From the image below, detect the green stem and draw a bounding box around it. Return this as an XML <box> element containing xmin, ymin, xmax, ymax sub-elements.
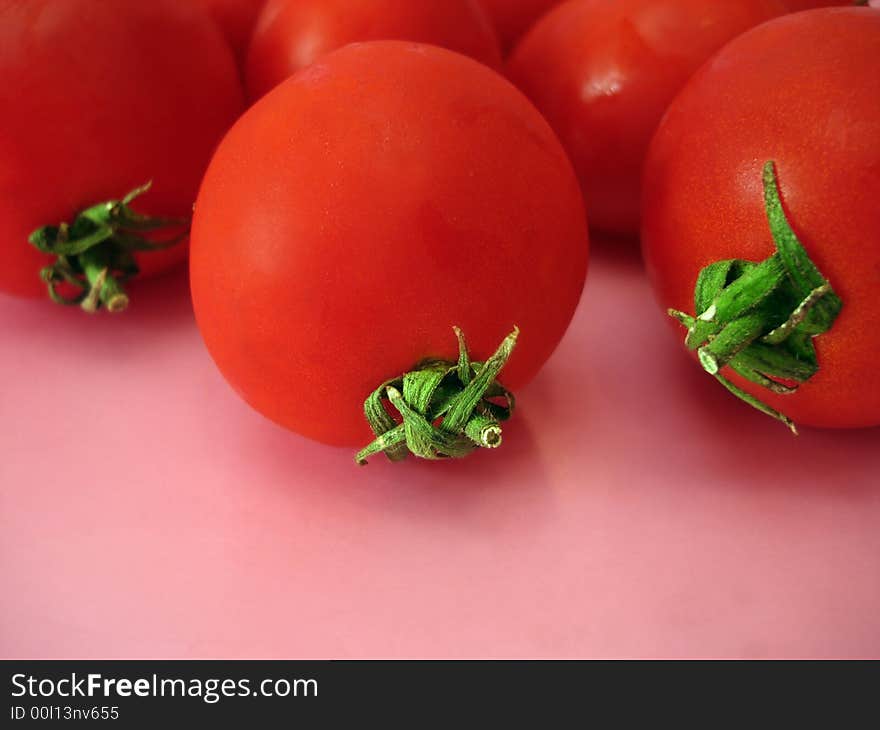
<box><xmin>697</xmin><ymin>311</ymin><xmax>767</xmax><ymax>374</ymax></box>
<box><xmin>28</xmin><ymin>182</ymin><xmax>187</xmax><ymax>313</ymax></box>
<box><xmin>356</xmin><ymin>327</ymin><xmax>518</xmax><ymax>465</ymax></box>
<box><xmin>667</xmin><ymin>161</ymin><xmax>843</xmax><ymax>434</ymax></box>
<box><xmin>464</xmin><ymin>413</ymin><xmax>503</xmax><ymax>448</ymax></box>
<box><xmin>79</xmin><ymin>246</ymin><xmax>129</xmax><ymax>313</ymax></box>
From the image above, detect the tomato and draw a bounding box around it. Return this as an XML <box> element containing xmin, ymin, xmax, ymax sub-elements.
<box><xmin>507</xmin><ymin>0</ymin><xmax>787</xmax><ymax>236</ymax></box>
<box><xmin>245</xmin><ymin>0</ymin><xmax>502</xmax><ymax>101</ymax></box>
<box><xmin>642</xmin><ymin>7</ymin><xmax>880</xmax><ymax>430</ymax></box>
<box><xmin>477</xmin><ymin>0</ymin><xmax>563</xmax><ymax>54</ymax></box>
<box><xmin>192</xmin><ymin>0</ymin><xmax>266</xmax><ymax>66</ymax></box>
<box><xmin>782</xmin><ymin>1</ymin><xmax>848</xmax><ymax>8</ymax></box>
<box><xmin>192</xmin><ymin>42</ymin><xmax>588</xmax><ymax>451</ymax></box>
<box><xmin>0</xmin><ymin>0</ymin><xmax>243</xmax><ymax>305</ymax></box>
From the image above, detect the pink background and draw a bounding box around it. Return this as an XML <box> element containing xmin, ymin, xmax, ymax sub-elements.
<box><xmin>2</xmin><ymin>239</ymin><xmax>878</xmax><ymax>659</ymax></box>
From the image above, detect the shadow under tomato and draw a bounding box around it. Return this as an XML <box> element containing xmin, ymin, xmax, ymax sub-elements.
<box><xmin>0</xmin><ymin>262</ymin><xmax>194</xmax><ymax>344</ymax></box>
<box><xmin>117</xmin><ymin>263</ymin><xmax>194</xmax><ymax>329</ymax></box>
<box><xmin>223</xmin><ymin>392</ymin><xmax>562</xmax><ymax>538</ymax></box>
<box><xmin>656</xmin><ymin>340</ymin><xmax>880</xmax><ymax>498</ymax></box>
<box><xmin>539</xmin><ymin>228</ymin><xmax>879</xmax><ymax>502</ymax></box>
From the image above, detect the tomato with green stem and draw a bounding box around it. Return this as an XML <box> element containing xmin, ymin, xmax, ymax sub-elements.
<box><xmin>507</xmin><ymin>0</ymin><xmax>787</xmax><ymax>236</ymax></box>
<box><xmin>192</xmin><ymin>42</ymin><xmax>588</xmax><ymax>459</ymax></box>
<box><xmin>245</xmin><ymin>0</ymin><xmax>502</xmax><ymax>101</ymax></box>
<box><xmin>0</xmin><ymin>0</ymin><xmax>243</xmax><ymax>311</ymax></box>
<box><xmin>642</xmin><ymin>7</ymin><xmax>880</xmax><ymax>430</ymax></box>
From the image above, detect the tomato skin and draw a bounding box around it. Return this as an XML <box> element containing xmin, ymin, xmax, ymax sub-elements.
<box><xmin>245</xmin><ymin>0</ymin><xmax>502</xmax><ymax>101</ymax></box>
<box><xmin>642</xmin><ymin>8</ymin><xmax>880</xmax><ymax>429</ymax></box>
<box><xmin>192</xmin><ymin>0</ymin><xmax>266</xmax><ymax>66</ymax></box>
<box><xmin>192</xmin><ymin>42</ymin><xmax>588</xmax><ymax>447</ymax></box>
<box><xmin>477</xmin><ymin>0</ymin><xmax>563</xmax><ymax>54</ymax></box>
<box><xmin>0</xmin><ymin>0</ymin><xmax>243</xmax><ymax>300</ymax></box>
<box><xmin>782</xmin><ymin>1</ymin><xmax>848</xmax><ymax>9</ymax></box>
<box><xmin>507</xmin><ymin>0</ymin><xmax>787</xmax><ymax>236</ymax></box>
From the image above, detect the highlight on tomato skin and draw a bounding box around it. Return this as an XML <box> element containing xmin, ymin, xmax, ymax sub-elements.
<box><xmin>506</xmin><ymin>0</ymin><xmax>789</xmax><ymax>237</ymax></box>
<box><xmin>0</xmin><ymin>0</ymin><xmax>244</xmax><ymax>307</ymax></box>
<box><xmin>245</xmin><ymin>0</ymin><xmax>503</xmax><ymax>102</ymax></box>
<box><xmin>641</xmin><ymin>6</ymin><xmax>880</xmax><ymax>430</ymax></box>
<box><xmin>191</xmin><ymin>41</ymin><xmax>589</xmax><ymax>450</ymax></box>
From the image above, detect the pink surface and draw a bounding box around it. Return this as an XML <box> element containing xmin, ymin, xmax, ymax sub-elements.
<box><xmin>1</xmin><ymin>240</ymin><xmax>878</xmax><ymax>659</ymax></box>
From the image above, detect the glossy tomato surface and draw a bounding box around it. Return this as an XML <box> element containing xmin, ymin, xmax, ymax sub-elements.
<box><xmin>246</xmin><ymin>0</ymin><xmax>502</xmax><ymax>100</ymax></box>
<box><xmin>0</xmin><ymin>0</ymin><xmax>243</xmax><ymax>300</ymax></box>
<box><xmin>192</xmin><ymin>0</ymin><xmax>266</xmax><ymax>65</ymax></box>
<box><xmin>192</xmin><ymin>42</ymin><xmax>589</xmax><ymax>447</ymax></box>
<box><xmin>642</xmin><ymin>8</ymin><xmax>880</xmax><ymax>429</ymax></box>
<box><xmin>477</xmin><ymin>0</ymin><xmax>563</xmax><ymax>53</ymax></box>
<box><xmin>507</xmin><ymin>0</ymin><xmax>787</xmax><ymax>235</ymax></box>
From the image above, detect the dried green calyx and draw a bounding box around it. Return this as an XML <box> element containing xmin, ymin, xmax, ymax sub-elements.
<box><xmin>356</xmin><ymin>327</ymin><xmax>518</xmax><ymax>464</ymax></box>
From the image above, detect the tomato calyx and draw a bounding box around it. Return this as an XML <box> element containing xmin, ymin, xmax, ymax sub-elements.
<box><xmin>668</xmin><ymin>161</ymin><xmax>843</xmax><ymax>434</ymax></box>
<box><xmin>356</xmin><ymin>327</ymin><xmax>519</xmax><ymax>465</ymax></box>
<box><xmin>28</xmin><ymin>182</ymin><xmax>188</xmax><ymax>313</ymax></box>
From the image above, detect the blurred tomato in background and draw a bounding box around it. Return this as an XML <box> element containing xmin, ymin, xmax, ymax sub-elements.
<box><xmin>781</xmin><ymin>0</ymin><xmax>849</xmax><ymax>8</ymax></box>
<box><xmin>477</xmin><ymin>0</ymin><xmax>563</xmax><ymax>54</ymax></box>
<box><xmin>507</xmin><ymin>0</ymin><xmax>788</xmax><ymax>236</ymax></box>
<box><xmin>192</xmin><ymin>0</ymin><xmax>266</xmax><ymax>66</ymax></box>
<box><xmin>0</xmin><ymin>0</ymin><xmax>244</xmax><ymax>300</ymax></box>
<box><xmin>246</xmin><ymin>0</ymin><xmax>502</xmax><ymax>101</ymax></box>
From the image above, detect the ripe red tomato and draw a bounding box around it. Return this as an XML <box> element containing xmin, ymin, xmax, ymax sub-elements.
<box><xmin>192</xmin><ymin>0</ymin><xmax>266</xmax><ymax>66</ymax></box>
<box><xmin>642</xmin><ymin>7</ymin><xmax>880</xmax><ymax>429</ymax></box>
<box><xmin>782</xmin><ymin>1</ymin><xmax>848</xmax><ymax>8</ymax></box>
<box><xmin>507</xmin><ymin>0</ymin><xmax>787</xmax><ymax>236</ymax></box>
<box><xmin>0</xmin><ymin>0</ymin><xmax>243</xmax><ymax>303</ymax></box>
<box><xmin>245</xmin><ymin>0</ymin><xmax>502</xmax><ymax>101</ymax></box>
<box><xmin>477</xmin><ymin>0</ymin><xmax>563</xmax><ymax>54</ymax></box>
<box><xmin>192</xmin><ymin>42</ymin><xmax>588</xmax><ymax>449</ymax></box>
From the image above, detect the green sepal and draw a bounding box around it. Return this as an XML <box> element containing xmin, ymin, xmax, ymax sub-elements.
<box><xmin>762</xmin><ymin>162</ymin><xmax>842</xmax><ymax>334</ymax></box>
<box><xmin>734</xmin><ymin>334</ymin><xmax>818</xmax><ymax>384</ymax></box>
<box><xmin>698</xmin><ymin>311</ymin><xmax>767</xmax><ymax>373</ymax></box>
<box><xmin>361</xmin><ymin>381</ymin><xmax>409</xmax><ymax>463</ymax></box>
<box><xmin>712</xmin><ymin>372</ymin><xmax>798</xmax><ymax>435</ymax></box>
<box><xmin>668</xmin><ymin>160</ymin><xmax>843</xmax><ymax>433</ymax></box>
<box><xmin>694</xmin><ymin>260</ymin><xmax>741</xmax><ymax>314</ymax></box>
<box><xmin>699</xmin><ymin>256</ymin><xmax>785</xmax><ymax>325</ymax></box>
<box><xmin>356</xmin><ymin>328</ymin><xmax>518</xmax><ymax>465</ymax></box>
<box><xmin>28</xmin><ymin>182</ymin><xmax>188</xmax><ymax>313</ymax></box>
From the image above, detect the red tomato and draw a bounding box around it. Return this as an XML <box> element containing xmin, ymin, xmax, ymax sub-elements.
<box><xmin>0</xmin><ymin>0</ymin><xmax>243</xmax><ymax>302</ymax></box>
<box><xmin>192</xmin><ymin>42</ymin><xmax>588</xmax><ymax>448</ymax></box>
<box><xmin>642</xmin><ymin>8</ymin><xmax>880</xmax><ymax>429</ymax></box>
<box><xmin>192</xmin><ymin>0</ymin><xmax>266</xmax><ymax>66</ymax></box>
<box><xmin>507</xmin><ymin>0</ymin><xmax>787</xmax><ymax>236</ymax></box>
<box><xmin>477</xmin><ymin>0</ymin><xmax>563</xmax><ymax>54</ymax></box>
<box><xmin>782</xmin><ymin>1</ymin><xmax>848</xmax><ymax>8</ymax></box>
<box><xmin>245</xmin><ymin>0</ymin><xmax>502</xmax><ymax>101</ymax></box>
